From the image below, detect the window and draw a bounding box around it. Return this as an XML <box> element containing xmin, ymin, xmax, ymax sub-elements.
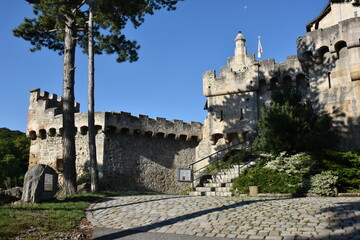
<box><xmin>240</xmin><ymin>108</ymin><xmax>244</xmax><ymax>120</ymax></box>
<box><xmin>56</xmin><ymin>158</ymin><xmax>64</xmax><ymax>171</ymax></box>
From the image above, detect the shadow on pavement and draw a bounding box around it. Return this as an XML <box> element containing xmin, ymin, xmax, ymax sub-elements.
<box><xmin>92</xmin><ymin>198</ymin><xmax>284</xmax><ymax>240</ymax></box>
<box><xmin>89</xmin><ymin>195</ymin><xmax>193</xmax><ymax>212</ymax></box>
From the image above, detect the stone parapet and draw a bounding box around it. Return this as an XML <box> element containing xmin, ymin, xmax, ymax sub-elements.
<box><xmin>104</xmin><ymin>111</ymin><xmax>202</xmax><ymax>141</ymax></box>
<box><xmin>203</xmin><ymin>54</ymin><xmax>304</xmax><ymax>98</ymax></box>
<box><xmin>26</xmin><ymin>89</ymin><xmax>202</xmax><ymax>142</ymax></box>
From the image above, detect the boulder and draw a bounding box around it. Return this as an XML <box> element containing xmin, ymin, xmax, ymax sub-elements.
<box><xmin>5</xmin><ymin>187</ymin><xmax>23</xmax><ymax>199</ymax></box>
<box><xmin>0</xmin><ymin>187</ymin><xmax>23</xmax><ymax>204</ymax></box>
<box><xmin>77</xmin><ymin>182</ymin><xmax>91</xmax><ymax>193</ymax></box>
<box><xmin>21</xmin><ymin>164</ymin><xmax>58</xmax><ymax>203</ymax></box>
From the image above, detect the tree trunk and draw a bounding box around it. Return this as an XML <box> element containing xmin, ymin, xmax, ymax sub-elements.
<box><xmin>88</xmin><ymin>3</ymin><xmax>99</xmax><ymax>193</ymax></box>
<box><xmin>62</xmin><ymin>15</ymin><xmax>77</xmax><ymax>195</ymax></box>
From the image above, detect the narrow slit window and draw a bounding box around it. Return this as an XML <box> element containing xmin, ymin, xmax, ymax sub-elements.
<box><xmin>328</xmin><ymin>72</ymin><xmax>331</xmax><ymax>89</ymax></box>
<box><xmin>240</xmin><ymin>108</ymin><xmax>244</xmax><ymax>120</ymax></box>
<box><xmin>220</xmin><ymin>110</ymin><xmax>224</xmax><ymax>122</ymax></box>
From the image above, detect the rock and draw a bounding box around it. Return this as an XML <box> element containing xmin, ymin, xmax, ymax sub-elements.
<box><xmin>21</xmin><ymin>164</ymin><xmax>58</xmax><ymax>203</ymax></box>
<box><xmin>5</xmin><ymin>187</ymin><xmax>23</xmax><ymax>199</ymax></box>
<box><xmin>77</xmin><ymin>182</ymin><xmax>90</xmax><ymax>193</ymax></box>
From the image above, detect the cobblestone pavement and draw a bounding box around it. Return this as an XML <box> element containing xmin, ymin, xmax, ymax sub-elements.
<box><xmin>86</xmin><ymin>195</ymin><xmax>360</xmax><ymax>239</ymax></box>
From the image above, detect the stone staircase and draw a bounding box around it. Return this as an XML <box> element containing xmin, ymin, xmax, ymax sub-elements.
<box><xmin>189</xmin><ymin>164</ymin><xmax>242</xmax><ymax>197</ymax></box>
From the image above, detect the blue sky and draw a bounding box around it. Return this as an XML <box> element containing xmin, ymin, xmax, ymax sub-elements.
<box><xmin>0</xmin><ymin>0</ymin><xmax>328</xmax><ymax>132</ymax></box>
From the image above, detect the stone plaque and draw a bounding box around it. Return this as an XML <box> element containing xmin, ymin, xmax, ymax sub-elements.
<box><xmin>44</xmin><ymin>173</ymin><xmax>53</xmax><ymax>191</ymax></box>
<box><xmin>177</xmin><ymin>168</ymin><xmax>191</xmax><ymax>182</ymax></box>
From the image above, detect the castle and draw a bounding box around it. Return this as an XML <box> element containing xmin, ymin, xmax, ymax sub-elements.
<box><xmin>27</xmin><ymin>1</ymin><xmax>360</xmax><ymax>193</ymax></box>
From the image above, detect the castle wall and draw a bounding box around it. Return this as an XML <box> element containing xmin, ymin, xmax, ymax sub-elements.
<box><xmin>29</xmin><ymin>132</ymin><xmax>105</xmax><ymax>178</ymax></box>
<box><xmin>298</xmin><ymin>17</ymin><xmax>360</xmax><ymax>150</ymax></box>
<box><xmin>101</xmin><ymin>133</ymin><xmax>198</xmax><ymax>193</ymax></box>
<box><xmin>26</xmin><ymin>88</ymin><xmax>202</xmax><ymax>193</ymax></box>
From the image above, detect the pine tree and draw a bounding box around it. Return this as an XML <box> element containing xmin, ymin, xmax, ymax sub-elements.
<box><xmin>14</xmin><ymin>0</ymin><xmax>182</xmax><ymax>195</ymax></box>
<box><xmin>253</xmin><ymin>87</ymin><xmax>339</xmax><ymax>154</ymax></box>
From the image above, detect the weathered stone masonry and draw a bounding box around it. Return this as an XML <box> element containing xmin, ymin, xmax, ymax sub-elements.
<box><xmin>27</xmin><ymin>88</ymin><xmax>202</xmax><ymax>193</ymax></box>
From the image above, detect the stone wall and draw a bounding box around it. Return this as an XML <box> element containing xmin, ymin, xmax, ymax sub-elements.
<box><xmin>298</xmin><ymin>17</ymin><xmax>360</xmax><ymax>150</ymax></box>
<box><xmin>101</xmin><ymin>133</ymin><xmax>198</xmax><ymax>193</ymax></box>
<box><xmin>26</xmin><ymin>88</ymin><xmax>202</xmax><ymax>193</ymax></box>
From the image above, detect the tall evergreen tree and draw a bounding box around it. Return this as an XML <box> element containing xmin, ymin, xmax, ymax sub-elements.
<box><xmin>253</xmin><ymin>87</ymin><xmax>339</xmax><ymax>154</ymax></box>
<box><xmin>14</xmin><ymin>0</ymin><xmax>181</xmax><ymax>195</ymax></box>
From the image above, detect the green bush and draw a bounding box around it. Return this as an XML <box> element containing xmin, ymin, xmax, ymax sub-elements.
<box><xmin>309</xmin><ymin>171</ymin><xmax>338</xmax><ymax>196</ymax></box>
<box><xmin>232</xmin><ymin>166</ymin><xmax>302</xmax><ymax>194</ymax></box>
<box><xmin>265</xmin><ymin>152</ymin><xmax>316</xmax><ymax>177</ymax></box>
<box><xmin>312</xmin><ymin>150</ymin><xmax>360</xmax><ymax>192</ymax></box>
<box><xmin>253</xmin><ymin>87</ymin><xmax>338</xmax><ymax>154</ymax></box>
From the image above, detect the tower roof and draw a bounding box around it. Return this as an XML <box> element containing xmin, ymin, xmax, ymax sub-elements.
<box><xmin>235</xmin><ymin>31</ymin><xmax>246</xmax><ymax>42</ymax></box>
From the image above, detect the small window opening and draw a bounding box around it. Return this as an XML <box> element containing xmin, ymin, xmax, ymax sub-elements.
<box><xmin>240</xmin><ymin>108</ymin><xmax>244</xmax><ymax>120</ymax></box>
<box><xmin>220</xmin><ymin>110</ymin><xmax>224</xmax><ymax>122</ymax></box>
<box><xmin>133</xmin><ymin>129</ymin><xmax>141</xmax><ymax>136</ymax></box>
<box><xmin>120</xmin><ymin>128</ymin><xmax>129</xmax><ymax>135</ymax></box>
<box><xmin>355</xmin><ymin>11</ymin><xmax>358</xmax><ymax>17</ymax></box>
<box><xmin>49</xmin><ymin>128</ymin><xmax>56</xmax><ymax>137</ymax></box>
<box><xmin>328</xmin><ymin>72</ymin><xmax>331</xmax><ymax>89</ymax></box>
<box><xmin>56</xmin><ymin>158</ymin><xmax>64</xmax><ymax>171</ymax></box>
<box><xmin>190</xmin><ymin>136</ymin><xmax>199</xmax><ymax>141</ymax></box>
<box><xmin>39</xmin><ymin>129</ymin><xmax>47</xmax><ymax>140</ymax></box>
<box><xmin>167</xmin><ymin>133</ymin><xmax>176</xmax><ymax>140</ymax></box>
<box><xmin>144</xmin><ymin>131</ymin><xmax>153</xmax><ymax>138</ymax></box>
<box><xmin>179</xmin><ymin>135</ymin><xmax>187</xmax><ymax>141</ymax></box>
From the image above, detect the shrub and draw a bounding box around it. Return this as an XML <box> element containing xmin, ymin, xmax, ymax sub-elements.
<box><xmin>309</xmin><ymin>171</ymin><xmax>338</xmax><ymax>196</ymax></box>
<box><xmin>232</xmin><ymin>166</ymin><xmax>302</xmax><ymax>194</ymax></box>
<box><xmin>265</xmin><ymin>152</ymin><xmax>315</xmax><ymax>177</ymax></box>
<box><xmin>313</xmin><ymin>150</ymin><xmax>360</xmax><ymax>192</ymax></box>
<box><xmin>253</xmin><ymin>87</ymin><xmax>338</xmax><ymax>153</ymax></box>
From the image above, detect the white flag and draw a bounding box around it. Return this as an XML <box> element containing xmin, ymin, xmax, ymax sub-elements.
<box><xmin>258</xmin><ymin>36</ymin><xmax>263</xmax><ymax>59</ymax></box>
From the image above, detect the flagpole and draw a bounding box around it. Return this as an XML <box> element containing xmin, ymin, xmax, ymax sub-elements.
<box><xmin>257</xmin><ymin>35</ymin><xmax>262</xmax><ymax>61</ymax></box>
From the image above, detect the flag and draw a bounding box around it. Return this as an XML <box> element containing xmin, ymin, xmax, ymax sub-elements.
<box><xmin>258</xmin><ymin>36</ymin><xmax>263</xmax><ymax>59</ymax></box>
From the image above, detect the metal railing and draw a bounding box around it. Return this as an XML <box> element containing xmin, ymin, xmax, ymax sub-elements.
<box><xmin>189</xmin><ymin>143</ymin><xmax>253</xmax><ymax>188</ymax></box>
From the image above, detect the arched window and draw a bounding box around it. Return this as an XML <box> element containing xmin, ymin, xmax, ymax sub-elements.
<box><xmin>296</xmin><ymin>74</ymin><xmax>307</xmax><ymax>89</ymax></box>
<box><xmin>39</xmin><ymin>129</ymin><xmax>47</xmax><ymax>139</ymax></box>
<box><xmin>211</xmin><ymin>133</ymin><xmax>223</xmax><ymax>145</ymax></box>
<box><xmin>303</xmin><ymin>51</ymin><xmax>314</xmax><ymax>62</ymax></box>
<box><xmin>335</xmin><ymin>41</ymin><xmax>347</xmax><ymax>59</ymax></box>
<box><xmin>283</xmin><ymin>76</ymin><xmax>292</xmax><ymax>89</ymax></box>
<box><xmin>270</xmin><ymin>77</ymin><xmax>279</xmax><ymax>91</ymax></box>
<box><xmin>258</xmin><ymin>79</ymin><xmax>267</xmax><ymax>95</ymax></box>
<box><xmin>80</xmin><ymin>126</ymin><xmax>88</xmax><ymax>135</ymax></box>
<box><xmin>317</xmin><ymin>46</ymin><xmax>330</xmax><ymax>63</ymax></box>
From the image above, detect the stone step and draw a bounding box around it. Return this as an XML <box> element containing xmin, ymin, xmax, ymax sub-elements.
<box><xmin>204</xmin><ymin>182</ymin><xmax>233</xmax><ymax>188</ymax></box>
<box><xmin>209</xmin><ymin>177</ymin><xmax>234</xmax><ymax>183</ymax></box>
<box><xmin>189</xmin><ymin>191</ymin><xmax>233</xmax><ymax>197</ymax></box>
<box><xmin>195</xmin><ymin>187</ymin><xmax>232</xmax><ymax>192</ymax></box>
<box><xmin>214</xmin><ymin>173</ymin><xmax>239</xmax><ymax>178</ymax></box>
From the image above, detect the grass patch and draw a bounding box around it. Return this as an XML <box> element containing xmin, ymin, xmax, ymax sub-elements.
<box><xmin>0</xmin><ymin>191</ymin><xmax>157</xmax><ymax>240</ymax></box>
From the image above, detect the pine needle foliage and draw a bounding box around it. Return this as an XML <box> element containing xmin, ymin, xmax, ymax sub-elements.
<box><xmin>253</xmin><ymin>87</ymin><xmax>339</xmax><ymax>153</ymax></box>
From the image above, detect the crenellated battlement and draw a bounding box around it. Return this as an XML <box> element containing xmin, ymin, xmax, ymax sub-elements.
<box><xmin>26</xmin><ymin>89</ymin><xmax>202</xmax><ymax>142</ymax></box>
<box><xmin>27</xmin><ymin>88</ymin><xmax>81</xmax><ymax>139</ymax></box>
<box><xmin>104</xmin><ymin>111</ymin><xmax>202</xmax><ymax>141</ymax></box>
<box><xmin>29</xmin><ymin>88</ymin><xmax>80</xmax><ymax>115</ymax></box>
<box><xmin>203</xmin><ymin>51</ymin><xmax>305</xmax><ymax>97</ymax></box>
